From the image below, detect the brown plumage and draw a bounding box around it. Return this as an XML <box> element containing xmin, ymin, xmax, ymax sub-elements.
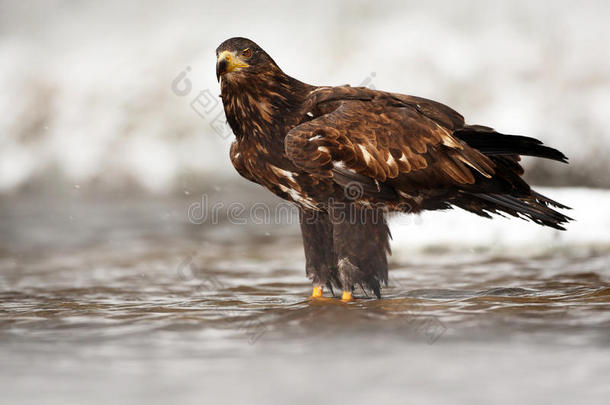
<box><xmin>216</xmin><ymin>37</ymin><xmax>571</xmax><ymax>299</ymax></box>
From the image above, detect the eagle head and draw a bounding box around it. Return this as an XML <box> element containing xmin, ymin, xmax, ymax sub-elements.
<box><xmin>216</xmin><ymin>37</ymin><xmax>278</xmax><ymax>82</ymax></box>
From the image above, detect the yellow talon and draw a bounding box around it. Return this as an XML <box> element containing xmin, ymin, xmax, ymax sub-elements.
<box><xmin>311</xmin><ymin>286</ymin><xmax>323</xmax><ymax>298</ymax></box>
<box><xmin>341</xmin><ymin>291</ymin><xmax>353</xmax><ymax>301</ymax></box>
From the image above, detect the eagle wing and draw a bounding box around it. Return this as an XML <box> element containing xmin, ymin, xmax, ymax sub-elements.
<box><xmin>284</xmin><ymin>86</ymin><xmax>496</xmax><ymax>199</ymax></box>
<box><xmin>230</xmin><ymin>140</ymin><xmax>260</xmax><ymax>185</ymax></box>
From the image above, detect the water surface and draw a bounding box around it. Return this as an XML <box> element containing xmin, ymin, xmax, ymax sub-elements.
<box><xmin>1</xmin><ymin>194</ymin><xmax>609</xmax><ymax>404</ymax></box>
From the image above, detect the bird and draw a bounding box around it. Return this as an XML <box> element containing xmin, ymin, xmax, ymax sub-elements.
<box><xmin>215</xmin><ymin>37</ymin><xmax>571</xmax><ymax>301</ymax></box>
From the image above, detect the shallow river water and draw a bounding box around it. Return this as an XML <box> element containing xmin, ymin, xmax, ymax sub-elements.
<box><xmin>1</xmin><ymin>193</ymin><xmax>609</xmax><ymax>404</ymax></box>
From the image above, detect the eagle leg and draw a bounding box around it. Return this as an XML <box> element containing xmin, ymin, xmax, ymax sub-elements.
<box><xmin>298</xmin><ymin>209</ymin><xmax>339</xmax><ymax>298</ymax></box>
<box><xmin>330</xmin><ymin>203</ymin><xmax>391</xmax><ymax>299</ymax></box>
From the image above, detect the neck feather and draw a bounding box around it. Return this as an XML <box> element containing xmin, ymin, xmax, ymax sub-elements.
<box><xmin>220</xmin><ymin>69</ymin><xmax>313</xmax><ymax>144</ymax></box>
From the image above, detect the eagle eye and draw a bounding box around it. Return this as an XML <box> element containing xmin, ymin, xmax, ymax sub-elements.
<box><xmin>241</xmin><ymin>48</ymin><xmax>252</xmax><ymax>58</ymax></box>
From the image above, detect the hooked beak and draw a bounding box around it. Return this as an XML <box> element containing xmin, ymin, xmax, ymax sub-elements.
<box><xmin>216</xmin><ymin>51</ymin><xmax>249</xmax><ymax>82</ymax></box>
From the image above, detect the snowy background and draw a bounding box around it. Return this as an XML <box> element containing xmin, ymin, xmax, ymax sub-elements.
<box><xmin>1</xmin><ymin>0</ymin><xmax>609</xmax><ymax>194</ymax></box>
<box><xmin>2</xmin><ymin>4</ymin><xmax>610</xmax><ymax>404</ymax></box>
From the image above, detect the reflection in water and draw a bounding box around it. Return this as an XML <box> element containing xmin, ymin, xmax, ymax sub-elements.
<box><xmin>1</xmin><ymin>195</ymin><xmax>609</xmax><ymax>404</ymax></box>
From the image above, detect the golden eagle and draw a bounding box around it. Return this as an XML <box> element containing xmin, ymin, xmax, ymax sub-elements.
<box><xmin>215</xmin><ymin>37</ymin><xmax>571</xmax><ymax>300</ymax></box>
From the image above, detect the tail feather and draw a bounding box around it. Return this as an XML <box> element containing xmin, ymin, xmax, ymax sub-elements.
<box><xmin>454</xmin><ymin>127</ymin><xmax>568</xmax><ymax>163</ymax></box>
<box><xmin>442</xmin><ymin>126</ymin><xmax>572</xmax><ymax>229</ymax></box>
<box><xmin>459</xmin><ymin>192</ymin><xmax>572</xmax><ymax>230</ymax></box>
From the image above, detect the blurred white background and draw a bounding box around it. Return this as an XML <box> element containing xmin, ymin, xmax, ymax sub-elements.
<box><xmin>1</xmin><ymin>0</ymin><xmax>609</xmax><ymax>194</ymax></box>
